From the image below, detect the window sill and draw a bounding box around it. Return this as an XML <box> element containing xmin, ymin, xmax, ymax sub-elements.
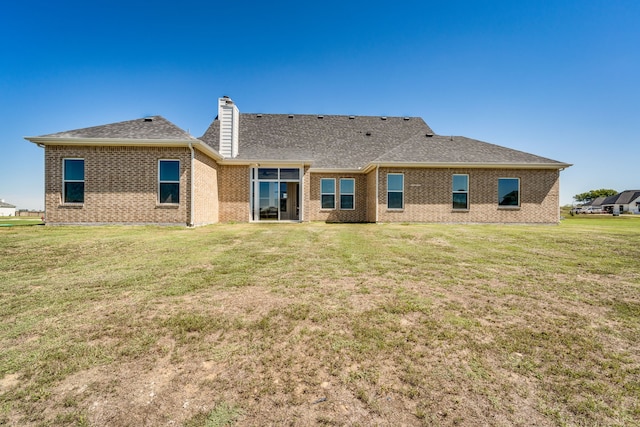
<box><xmin>452</xmin><ymin>209</ymin><xmax>470</xmax><ymax>212</ymax></box>
<box><xmin>59</xmin><ymin>203</ymin><xmax>84</xmax><ymax>209</ymax></box>
<box><xmin>386</xmin><ymin>209</ymin><xmax>404</xmax><ymax>212</ymax></box>
<box><xmin>497</xmin><ymin>206</ymin><xmax>521</xmax><ymax>210</ymax></box>
<box><xmin>156</xmin><ymin>204</ymin><xmax>180</xmax><ymax>209</ymax></box>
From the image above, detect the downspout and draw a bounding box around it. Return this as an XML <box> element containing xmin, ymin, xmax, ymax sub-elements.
<box><xmin>188</xmin><ymin>143</ymin><xmax>195</xmax><ymax>227</ymax></box>
<box><xmin>38</xmin><ymin>143</ymin><xmax>46</xmax><ymax>224</ymax></box>
<box><xmin>375</xmin><ymin>164</ymin><xmax>379</xmax><ymax>223</ymax></box>
<box><xmin>300</xmin><ymin>163</ymin><xmax>305</xmax><ymax>222</ymax></box>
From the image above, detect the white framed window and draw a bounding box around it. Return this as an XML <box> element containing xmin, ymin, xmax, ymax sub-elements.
<box><xmin>452</xmin><ymin>174</ymin><xmax>469</xmax><ymax>210</ymax></box>
<box><xmin>339</xmin><ymin>178</ymin><xmax>355</xmax><ymax>210</ymax></box>
<box><xmin>63</xmin><ymin>158</ymin><xmax>84</xmax><ymax>203</ymax></box>
<box><xmin>498</xmin><ymin>178</ymin><xmax>520</xmax><ymax>207</ymax></box>
<box><xmin>159</xmin><ymin>160</ymin><xmax>180</xmax><ymax>204</ymax></box>
<box><xmin>251</xmin><ymin>167</ymin><xmax>302</xmax><ymax>221</ymax></box>
<box><xmin>387</xmin><ymin>173</ymin><xmax>404</xmax><ymax>209</ymax></box>
<box><xmin>320</xmin><ymin>178</ymin><xmax>336</xmax><ymax>209</ymax></box>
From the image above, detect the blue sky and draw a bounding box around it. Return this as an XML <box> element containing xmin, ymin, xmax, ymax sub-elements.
<box><xmin>1</xmin><ymin>0</ymin><xmax>638</xmax><ymax>209</ymax></box>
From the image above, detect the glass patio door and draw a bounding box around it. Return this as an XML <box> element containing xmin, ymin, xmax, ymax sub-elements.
<box><xmin>258</xmin><ymin>182</ymin><xmax>279</xmax><ymax>220</ymax></box>
<box><xmin>252</xmin><ymin>167</ymin><xmax>301</xmax><ymax>221</ymax></box>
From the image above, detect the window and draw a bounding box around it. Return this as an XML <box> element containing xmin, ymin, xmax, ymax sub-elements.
<box><xmin>320</xmin><ymin>178</ymin><xmax>335</xmax><ymax>209</ymax></box>
<box><xmin>159</xmin><ymin>160</ymin><xmax>180</xmax><ymax>204</ymax></box>
<box><xmin>387</xmin><ymin>173</ymin><xmax>404</xmax><ymax>209</ymax></box>
<box><xmin>340</xmin><ymin>178</ymin><xmax>355</xmax><ymax>210</ymax></box>
<box><xmin>63</xmin><ymin>159</ymin><xmax>84</xmax><ymax>203</ymax></box>
<box><xmin>452</xmin><ymin>174</ymin><xmax>469</xmax><ymax>210</ymax></box>
<box><xmin>279</xmin><ymin>168</ymin><xmax>300</xmax><ymax>180</ymax></box>
<box><xmin>251</xmin><ymin>167</ymin><xmax>302</xmax><ymax>221</ymax></box>
<box><xmin>498</xmin><ymin>178</ymin><xmax>520</xmax><ymax>207</ymax></box>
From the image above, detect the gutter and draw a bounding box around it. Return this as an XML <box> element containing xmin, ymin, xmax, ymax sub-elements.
<box><xmin>219</xmin><ymin>158</ymin><xmax>314</xmax><ymax>167</ymax></box>
<box><xmin>361</xmin><ymin>161</ymin><xmax>572</xmax><ymax>173</ymax></box>
<box><xmin>24</xmin><ymin>137</ymin><xmax>225</xmax><ymax>162</ymax></box>
<box><xmin>188</xmin><ymin>143</ymin><xmax>195</xmax><ymax>227</ymax></box>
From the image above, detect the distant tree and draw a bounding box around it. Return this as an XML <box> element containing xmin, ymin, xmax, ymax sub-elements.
<box><xmin>574</xmin><ymin>189</ymin><xmax>618</xmax><ymax>203</ymax></box>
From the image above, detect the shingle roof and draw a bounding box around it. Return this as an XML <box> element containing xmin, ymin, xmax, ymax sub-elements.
<box><xmin>375</xmin><ymin>134</ymin><xmax>562</xmax><ymax>164</ymax></box>
<box><xmin>602</xmin><ymin>190</ymin><xmax>640</xmax><ymax>205</ymax></box>
<box><xmin>200</xmin><ymin>113</ymin><xmax>568</xmax><ymax>169</ymax></box>
<box><xmin>584</xmin><ymin>196</ymin><xmax>607</xmax><ymax>207</ymax></box>
<box><xmin>202</xmin><ymin>114</ymin><xmax>433</xmax><ymax>168</ymax></box>
<box><xmin>38</xmin><ymin>116</ymin><xmax>197</xmax><ymax>141</ymax></box>
<box><xmin>0</xmin><ymin>200</ymin><xmax>16</xmax><ymax>208</ymax></box>
<box><xmin>30</xmin><ymin>110</ymin><xmax>569</xmax><ymax>170</ymax></box>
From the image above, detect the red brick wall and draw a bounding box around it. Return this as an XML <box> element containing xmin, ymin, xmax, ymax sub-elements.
<box><xmin>193</xmin><ymin>149</ymin><xmax>219</xmax><ymax>225</ymax></box>
<box><xmin>376</xmin><ymin>168</ymin><xmax>560</xmax><ymax>224</ymax></box>
<box><xmin>308</xmin><ymin>173</ymin><xmax>368</xmax><ymax>222</ymax></box>
<box><xmin>44</xmin><ymin>145</ymin><xmax>191</xmax><ymax>224</ymax></box>
<box><xmin>366</xmin><ymin>169</ymin><xmax>378</xmax><ymax>222</ymax></box>
<box><xmin>218</xmin><ymin>165</ymin><xmax>250</xmax><ymax>222</ymax></box>
<box><xmin>42</xmin><ymin>146</ymin><xmax>561</xmax><ymax>225</ymax></box>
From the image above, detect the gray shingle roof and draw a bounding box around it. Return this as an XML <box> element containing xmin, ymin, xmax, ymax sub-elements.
<box><xmin>584</xmin><ymin>196</ymin><xmax>607</xmax><ymax>207</ymax></box>
<box><xmin>602</xmin><ymin>190</ymin><xmax>640</xmax><ymax>205</ymax></box>
<box><xmin>376</xmin><ymin>134</ymin><xmax>563</xmax><ymax>164</ymax></box>
<box><xmin>202</xmin><ymin>114</ymin><xmax>433</xmax><ymax>168</ymax></box>
<box><xmin>200</xmin><ymin>113</ymin><xmax>568</xmax><ymax>169</ymax></box>
<box><xmin>38</xmin><ymin>116</ymin><xmax>197</xmax><ymax>141</ymax></box>
<box><xmin>31</xmin><ymin>110</ymin><xmax>569</xmax><ymax>170</ymax></box>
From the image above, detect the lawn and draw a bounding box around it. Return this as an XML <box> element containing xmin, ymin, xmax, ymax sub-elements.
<box><xmin>0</xmin><ymin>216</ymin><xmax>639</xmax><ymax>426</ymax></box>
<box><xmin>0</xmin><ymin>216</ymin><xmax>43</xmax><ymax>227</ymax></box>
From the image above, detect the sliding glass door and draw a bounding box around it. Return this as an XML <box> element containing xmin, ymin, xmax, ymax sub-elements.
<box><xmin>251</xmin><ymin>167</ymin><xmax>301</xmax><ymax>221</ymax></box>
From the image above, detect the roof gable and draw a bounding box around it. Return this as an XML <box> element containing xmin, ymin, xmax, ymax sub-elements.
<box><xmin>36</xmin><ymin>116</ymin><xmax>196</xmax><ymax>141</ymax></box>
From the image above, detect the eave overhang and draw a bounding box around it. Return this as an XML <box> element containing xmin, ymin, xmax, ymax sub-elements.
<box><xmin>308</xmin><ymin>167</ymin><xmax>364</xmax><ymax>174</ymax></box>
<box><xmin>24</xmin><ymin>136</ymin><xmax>572</xmax><ymax>173</ymax></box>
<box><xmin>361</xmin><ymin>161</ymin><xmax>572</xmax><ymax>173</ymax></box>
<box><xmin>217</xmin><ymin>158</ymin><xmax>314</xmax><ymax>167</ymax></box>
<box><xmin>24</xmin><ymin>137</ymin><xmax>224</xmax><ymax>161</ymax></box>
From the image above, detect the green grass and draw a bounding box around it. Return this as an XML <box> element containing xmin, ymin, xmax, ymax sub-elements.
<box><xmin>0</xmin><ymin>215</ymin><xmax>639</xmax><ymax>426</ymax></box>
<box><xmin>0</xmin><ymin>216</ymin><xmax>43</xmax><ymax>227</ymax></box>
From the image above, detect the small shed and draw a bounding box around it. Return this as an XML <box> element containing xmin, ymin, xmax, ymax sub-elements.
<box><xmin>0</xmin><ymin>200</ymin><xmax>17</xmax><ymax>216</ymax></box>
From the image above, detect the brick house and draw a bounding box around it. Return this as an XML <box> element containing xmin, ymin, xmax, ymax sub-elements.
<box><xmin>26</xmin><ymin>97</ymin><xmax>570</xmax><ymax>225</ymax></box>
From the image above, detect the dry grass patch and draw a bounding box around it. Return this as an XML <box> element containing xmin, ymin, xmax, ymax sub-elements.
<box><xmin>1</xmin><ymin>217</ymin><xmax>639</xmax><ymax>426</ymax></box>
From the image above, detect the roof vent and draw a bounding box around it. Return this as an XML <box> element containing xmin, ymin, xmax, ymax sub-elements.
<box><xmin>349</xmin><ymin>116</ymin><xmax>355</xmax><ymax>120</ymax></box>
<box><xmin>144</xmin><ymin>117</ymin><xmax>153</xmax><ymax>122</ymax></box>
<box><xmin>365</xmin><ymin>131</ymin><xmax>372</xmax><ymax>136</ymax></box>
<box><xmin>426</xmin><ymin>132</ymin><xmax>434</xmax><ymax>137</ymax></box>
<box><xmin>381</xmin><ymin>116</ymin><xmax>387</xmax><ymax>120</ymax></box>
<box><xmin>403</xmin><ymin>117</ymin><xmax>410</xmax><ymax>121</ymax></box>
<box><xmin>256</xmin><ymin>114</ymin><xmax>263</xmax><ymax>118</ymax></box>
<box><xmin>318</xmin><ymin>115</ymin><xmax>324</xmax><ymax>119</ymax></box>
<box><xmin>288</xmin><ymin>114</ymin><xmax>294</xmax><ymax>118</ymax></box>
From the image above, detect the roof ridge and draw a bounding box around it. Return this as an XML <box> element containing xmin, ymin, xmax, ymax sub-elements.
<box><xmin>240</xmin><ymin>112</ymin><xmax>423</xmax><ymax>119</ymax></box>
<box><xmin>33</xmin><ymin>116</ymin><xmax>197</xmax><ymax>141</ymax></box>
<box><xmin>371</xmin><ymin>129</ymin><xmax>436</xmax><ymax>163</ymax></box>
